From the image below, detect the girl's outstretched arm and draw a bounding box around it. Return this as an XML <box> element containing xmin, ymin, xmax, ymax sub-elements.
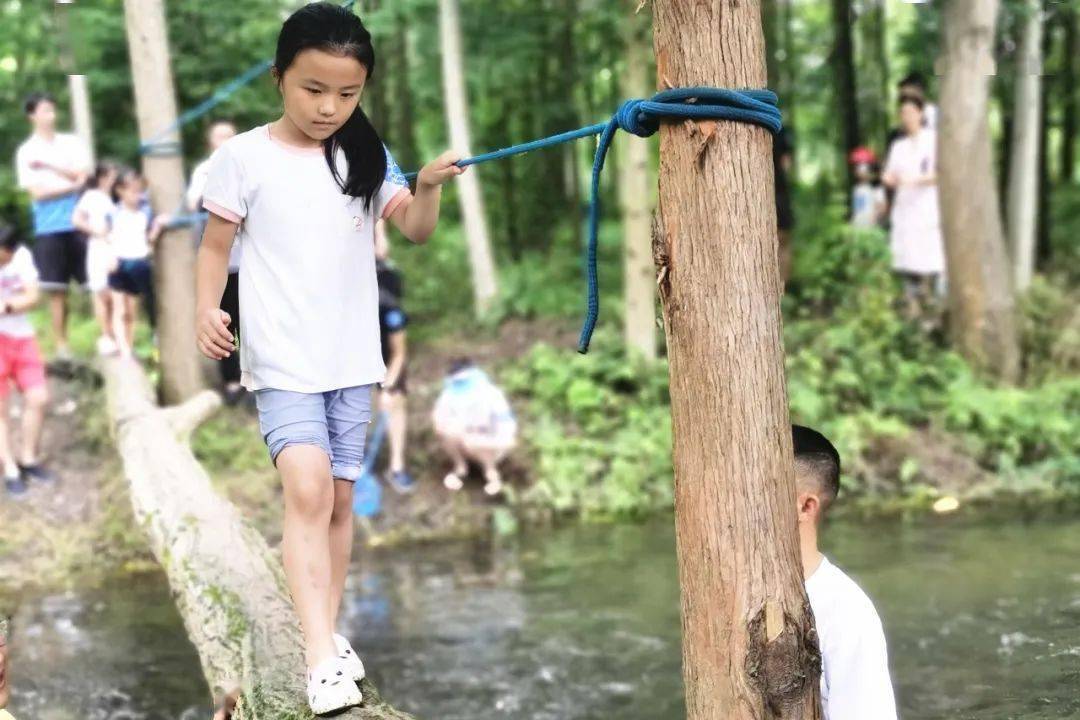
<box><xmin>195</xmin><ymin>214</ymin><xmax>239</xmax><ymax>360</ymax></box>
<box><xmin>388</xmin><ymin>150</ymin><xmax>463</xmax><ymax>244</ymax></box>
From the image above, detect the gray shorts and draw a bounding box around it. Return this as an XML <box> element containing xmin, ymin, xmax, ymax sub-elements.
<box><xmin>255</xmin><ymin>384</ymin><xmax>373</xmax><ymax>481</ymax></box>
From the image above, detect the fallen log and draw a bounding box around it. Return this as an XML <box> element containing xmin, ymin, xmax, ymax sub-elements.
<box><xmin>102</xmin><ymin>356</ymin><xmax>415</xmax><ymax>720</ymax></box>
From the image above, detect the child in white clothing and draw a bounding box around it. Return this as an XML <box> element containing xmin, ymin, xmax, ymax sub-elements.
<box><xmin>194</xmin><ymin>3</ymin><xmax>463</xmax><ymax>714</ymax></box>
<box><xmin>107</xmin><ymin>169</ymin><xmax>162</xmax><ymax>358</ymax></box>
<box><xmin>72</xmin><ymin>161</ymin><xmax>119</xmax><ymax>355</ymax></box>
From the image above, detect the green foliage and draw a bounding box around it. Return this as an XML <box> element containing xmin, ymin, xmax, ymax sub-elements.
<box><xmin>192</xmin><ymin>406</ymin><xmax>268</xmax><ymax>476</ymax></box>
<box><xmin>502</xmin><ymin>329</ymin><xmax>673</xmax><ymax>517</ymax></box>
<box><xmin>502</xmin><ymin>202</ymin><xmax>1080</xmax><ymax>516</ymax></box>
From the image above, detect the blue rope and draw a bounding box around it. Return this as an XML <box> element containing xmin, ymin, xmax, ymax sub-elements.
<box><xmin>405</xmin><ymin>87</ymin><xmax>781</xmax><ymax>353</ymax></box>
<box><xmin>170</xmin><ymin>84</ymin><xmax>779</xmax><ymax>355</ymax></box>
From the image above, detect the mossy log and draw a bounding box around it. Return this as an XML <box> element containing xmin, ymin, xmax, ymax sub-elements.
<box><xmin>102</xmin><ymin>356</ymin><xmax>415</xmax><ymax>720</ymax></box>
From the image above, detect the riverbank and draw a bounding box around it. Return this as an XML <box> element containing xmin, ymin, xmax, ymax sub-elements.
<box><xmin>2</xmin><ymin>310</ymin><xmax>1077</xmax><ymax>614</ymax></box>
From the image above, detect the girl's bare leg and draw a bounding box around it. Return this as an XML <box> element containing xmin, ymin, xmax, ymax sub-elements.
<box><xmin>277</xmin><ymin>444</ymin><xmax>339</xmax><ymax>668</ymax></box>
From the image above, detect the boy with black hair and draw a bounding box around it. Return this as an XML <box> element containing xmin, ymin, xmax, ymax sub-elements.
<box><xmin>793</xmin><ymin>424</ymin><xmax>897</xmax><ymax>720</ymax></box>
<box><xmin>0</xmin><ymin>223</ymin><xmax>55</xmax><ymax>495</ymax></box>
<box><xmin>14</xmin><ymin>92</ymin><xmax>91</xmax><ymax>359</ymax></box>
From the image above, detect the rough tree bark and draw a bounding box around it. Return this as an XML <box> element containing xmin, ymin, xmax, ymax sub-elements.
<box><xmin>1006</xmin><ymin>0</ymin><xmax>1043</xmax><ymax>292</ymax></box>
<box><xmin>439</xmin><ymin>0</ymin><xmax>499</xmax><ymax>315</ymax></box>
<box><xmin>102</xmin><ymin>357</ymin><xmax>415</xmax><ymax>720</ymax></box>
<box><xmin>122</xmin><ymin>0</ymin><xmax>205</xmax><ymax>404</ymax></box>
<box><xmin>652</xmin><ymin>2</ymin><xmax>820</xmax><ymax>719</ymax></box>
<box><xmin>938</xmin><ymin>0</ymin><xmax>1021</xmax><ymax>382</ymax></box>
<box><xmin>620</xmin><ymin>3</ymin><xmax>657</xmax><ymax>361</ymax></box>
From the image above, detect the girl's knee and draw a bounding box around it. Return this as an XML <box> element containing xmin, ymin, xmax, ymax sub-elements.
<box><xmin>284</xmin><ymin>474</ymin><xmax>335</xmax><ymax>521</ymax></box>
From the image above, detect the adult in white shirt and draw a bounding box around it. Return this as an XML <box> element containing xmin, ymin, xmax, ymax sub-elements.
<box><xmin>186</xmin><ymin>119</ymin><xmax>243</xmax><ymax>401</ymax></box>
<box><xmin>883</xmin><ymin>96</ymin><xmax>944</xmax><ymax>321</ymax></box>
<box><xmin>14</xmin><ymin>92</ymin><xmax>91</xmax><ymax>359</ymax></box>
<box><xmin>794</xmin><ymin>424</ymin><xmax>899</xmax><ymax>720</ymax></box>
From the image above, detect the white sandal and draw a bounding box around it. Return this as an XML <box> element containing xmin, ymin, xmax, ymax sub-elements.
<box><xmin>333</xmin><ymin>633</ymin><xmax>366</xmax><ymax>683</ymax></box>
<box><xmin>483</xmin><ymin>470</ymin><xmax>503</xmax><ymax>496</ymax></box>
<box><xmin>443</xmin><ymin>472</ymin><xmax>465</xmax><ymax>491</ymax></box>
<box><xmin>307</xmin><ymin>657</ymin><xmax>362</xmax><ymax>715</ymax></box>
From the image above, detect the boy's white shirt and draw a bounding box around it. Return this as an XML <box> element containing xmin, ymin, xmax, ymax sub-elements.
<box><xmin>805</xmin><ymin>555</ymin><xmax>898</xmax><ymax>720</ymax></box>
<box><xmin>0</xmin><ymin>247</ymin><xmax>40</xmax><ymax>338</ymax></box>
<box><xmin>433</xmin><ymin>369</ymin><xmax>517</xmax><ymax>444</ymax></box>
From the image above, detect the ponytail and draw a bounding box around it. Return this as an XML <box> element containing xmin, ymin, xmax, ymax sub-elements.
<box><xmin>325</xmin><ymin>106</ymin><xmax>386</xmax><ymax>211</ymax></box>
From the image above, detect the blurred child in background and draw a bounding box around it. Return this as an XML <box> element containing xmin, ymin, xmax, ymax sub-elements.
<box><xmin>72</xmin><ymin>161</ymin><xmax>120</xmax><ymax>356</ymax></box>
<box><xmin>107</xmin><ymin>168</ymin><xmax>162</xmax><ymax>358</ymax></box>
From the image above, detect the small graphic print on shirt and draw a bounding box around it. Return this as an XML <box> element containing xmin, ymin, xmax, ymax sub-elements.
<box><xmin>353</xmin><ymin>216</ymin><xmax>364</xmax><ymax>230</ymax></box>
<box><xmin>385</xmin><ymin>149</ymin><xmax>408</xmax><ymax>187</ymax></box>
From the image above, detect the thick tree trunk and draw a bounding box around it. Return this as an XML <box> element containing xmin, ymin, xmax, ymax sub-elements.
<box><xmin>1062</xmin><ymin>6</ymin><xmax>1077</xmax><ymax>182</ymax></box>
<box><xmin>439</xmin><ymin>0</ymin><xmax>498</xmax><ymax>315</ymax></box>
<box><xmin>652</xmin><ymin>2</ymin><xmax>820</xmax><ymax>719</ymax></box>
<box><xmin>102</xmin><ymin>357</ymin><xmax>414</xmax><ymax>720</ymax></box>
<box><xmin>122</xmin><ymin>0</ymin><xmax>204</xmax><ymax>404</ymax></box>
<box><xmin>938</xmin><ymin>0</ymin><xmax>1021</xmax><ymax>382</ymax></box>
<box><xmin>1006</xmin><ymin>0</ymin><xmax>1042</xmax><ymax>292</ymax></box>
<box><xmin>621</xmin><ymin>4</ymin><xmax>657</xmax><ymax>361</ymax></box>
<box><xmin>831</xmin><ymin>0</ymin><xmax>861</xmax><ymax>184</ymax></box>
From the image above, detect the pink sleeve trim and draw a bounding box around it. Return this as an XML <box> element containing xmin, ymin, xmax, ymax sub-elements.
<box><xmin>203</xmin><ymin>199</ymin><xmax>243</xmax><ymax>224</ymax></box>
<box><xmin>381</xmin><ymin>187</ymin><xmax>412</xmax><ymax>220</ymax></box>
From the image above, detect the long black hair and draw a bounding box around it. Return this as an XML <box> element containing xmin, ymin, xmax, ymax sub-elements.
<box><xmin>274</xmin><ymin>2</ymin><xmax>386</xmax><ymax>210</ymax></box>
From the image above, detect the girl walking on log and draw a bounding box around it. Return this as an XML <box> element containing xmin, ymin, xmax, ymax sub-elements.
<box><xmin>194</xmin><ymin>3</ymin><xmax>463</xmax><ymax>714</ymax></box>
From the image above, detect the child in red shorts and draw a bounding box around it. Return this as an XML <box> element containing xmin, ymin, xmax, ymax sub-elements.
<box><xmin>0</xmin><ymin>222</ymin><xmax>55</xmax><ymax>496</ymax></box>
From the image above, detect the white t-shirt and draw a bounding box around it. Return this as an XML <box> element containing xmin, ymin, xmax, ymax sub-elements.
<box><xmin>0</xmin><ymin>246</ymin><xmax>40</xmax><ymax>338</ymax></box>
<box><xmin>109</xmin><ymin>205</ymin><xmax>151</xmax><ymax>260</ymax></box>
<box><xmin>805</xmin><ymin>556</ymin><xmax>898</xmax><ymax>720</ymax></box>
<box><xmin>201</xmin><ymin>125</ymin><xmax>412</xmax><ymax>393</ymax></box>
<box><xmin>74</xmin><ymin>188</ymin><xmax>114</xmax><ymax>238</ymax></box>
<box><xmin>15</xmin><ymin>132</ymin><xmax>91</xmax><ymax>235</ymax></box>
<box><xmin>884</xmin><ymin>128</ymin><xmax>944</xmax><ymax>275</ymax></box>
<box><xmin>433</xmin><ymin>367</ymin><xmax>517</xmax><ymax>447</ymax></box>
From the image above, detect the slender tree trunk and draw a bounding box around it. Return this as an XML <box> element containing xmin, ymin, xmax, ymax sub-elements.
<box><xmin>1035</xmin><ymin>19</ymin><xmax>1051</xmax><ymax>268</ymax></box>
<box><xmin>651</xmin><ymin>2</ymin><xmax>820</xmax><ymax>718</ymax></box>
<box><xmin>621</xmin><ymin>4</ymin><xmax>656</xmax><ymax>361</ymax></box>
<box><xmin>938</xmin><ymin>0</ymin><xmax>1021</xmax><ymax>382</ymax></box>
<box><xmin>56</xmin><ymin>1</ymin><xmax>94</xmax><ymax>163</ymax></box>
<box><xmin>1062</xmin><ymin>6</ymin><xmax>1077</xmax><ymax>183</ymax></box>
<box><xmin>860</xmin><ymin>0</ymin><xmax>890</xmax><ymax>147</ymax></box>
<box><xmin>831</xmin><ymin>0</ymin><xmax>860</xmax><ymax>184</ymax></box>
<box><xmin>122</xmin><ymin>0</ymin><xmax>205</xmax><ymax>404</ymax></box>
<box><xmin>439</xmin><ymin>0</ymin><xmax>498</xmax><ymax>314</ymax></box>
<box><xmin>1006</xmin><ymin>0</ymin><xmax>1043</xmax><ymax>292</ymax></box>
<box><xmin>780</xmin><ymin>0</ymin><xmax>797</xmax><ymax>167</ymax></box>
<box><xmin>764</xmin><ymin>0</ymin><xmax>780</xmax><ymax>90</ymax></box>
